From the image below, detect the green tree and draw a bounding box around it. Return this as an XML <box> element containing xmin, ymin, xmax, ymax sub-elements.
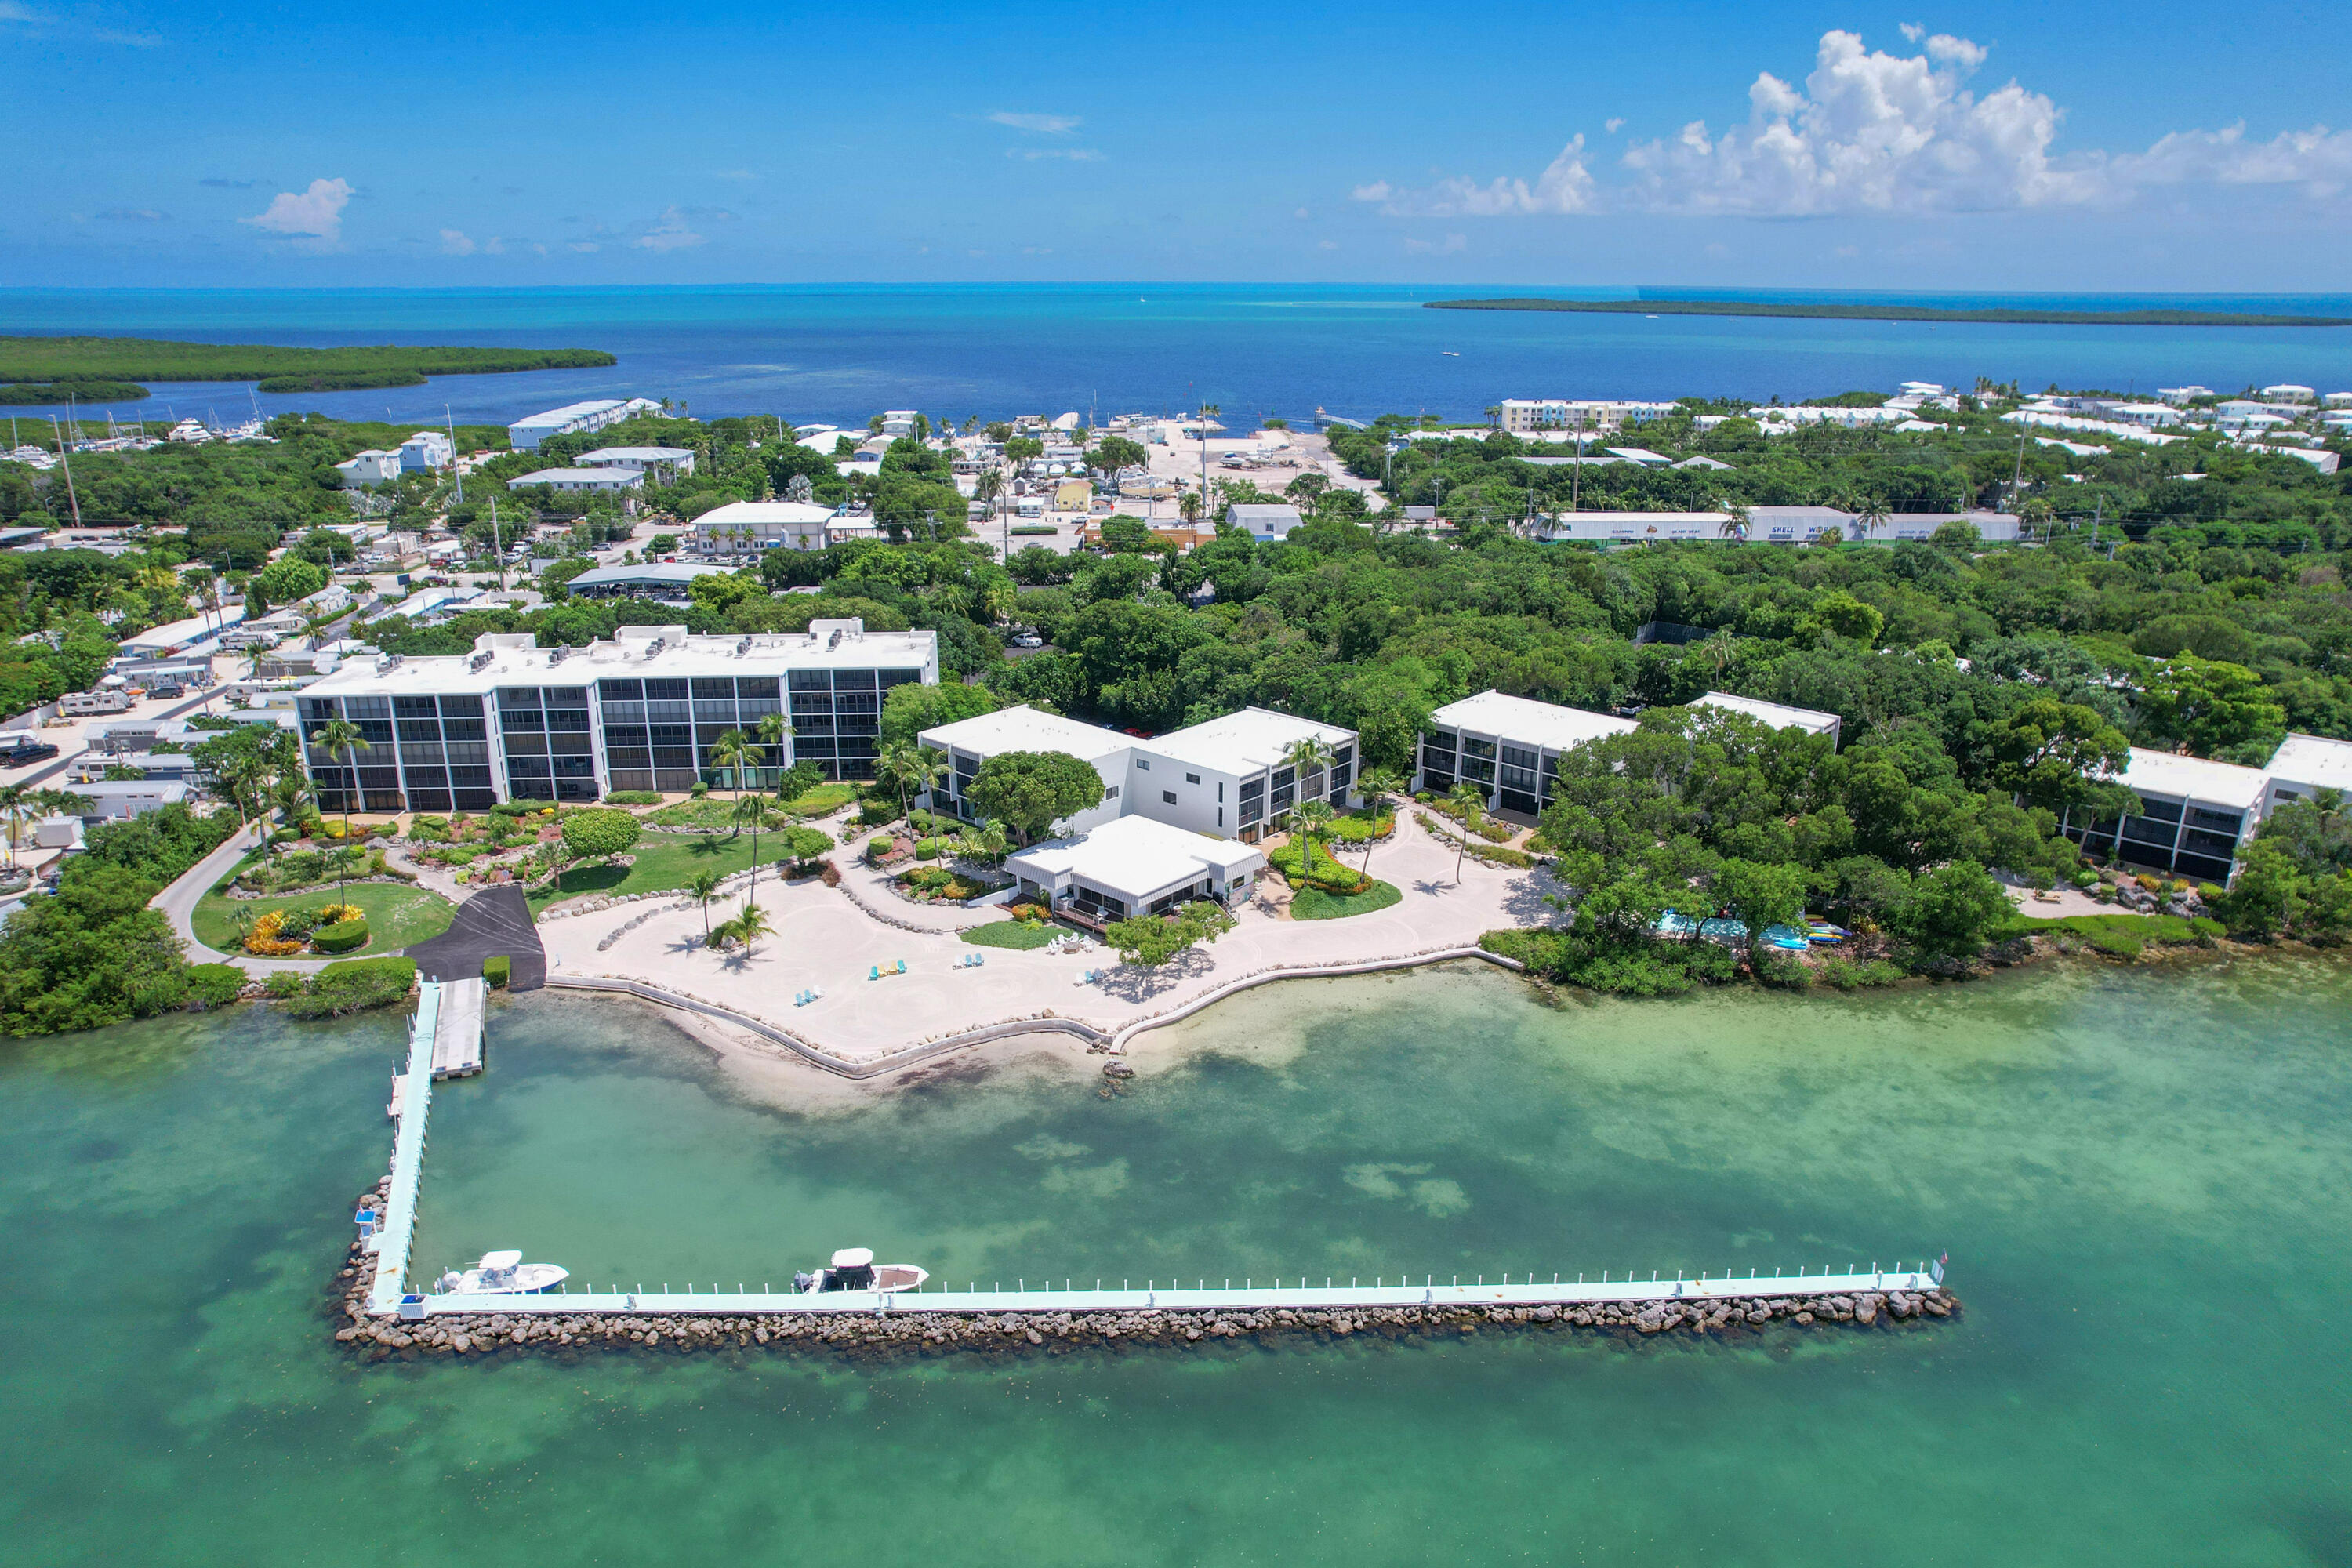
<box><xmin>967</xmin><ymin>750</ymin><xmax>1105</xmax><ymax>844</ymax></box>
<box><xmin>2139</xmin><ymin>653</ymin><xmax>2287</xmax><ymax>759</ymax></box>
<box><xmin>1353</xmin><ymin>766</ymin><xmax>1403</xmax><ymax>881</ymax></box>
<box><xmin>1987</xmin><ymin>697</ymin><xmax>2133</xmax><ymax>812</ymax></box>
<box><xmin>560</xmin><ymin>807</ymin><xmax>641</xmax><ymax>861</ymax></box>
<box><xmin>706</xmin><ymin>726</ymin><xmax>756</xmax><ymax>818</ymax></box>
<box><xmin>1713</xmin><ymin>857</ymin><xmax>1808</xmax><ymax>970</ymax></box>
<box><xmin>1294</xmin><ymin>797</ymin><xmax>1336</xmax><ymax>884</ymax></box>
<box><xmin>1889</xmin><ymin>858</ymin><xmax>2010</xmax><ymax>961</ymax></box>
<box><xmin>878</xmin><ymin>681</ymin><xmax>1001</xmax><ymax>749</ymax></box>
<box><xmin>252</xmin><ymin>555</ymin><xmax>327</xmax><ymax>604</ymax></box>
<box><xmin>720</xmin><ymin>898</ymin><xmax>775</xmax><ymax>957</ymax></box>
<box><xmin>1105</xmin><ymin>898</ymin><xmax>1236</xmax><ymax>967</ymax></box>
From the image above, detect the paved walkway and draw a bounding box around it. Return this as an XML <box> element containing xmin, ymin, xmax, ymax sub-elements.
<box><xmin>539</xmin><ymin>808</ymin><xmax>1563</xmax><ymax>1065</ymax></box>
<box><xmin>148</xmin><ymin>820</ymin><xmax>337</xmax><ymax>974</ymax></box>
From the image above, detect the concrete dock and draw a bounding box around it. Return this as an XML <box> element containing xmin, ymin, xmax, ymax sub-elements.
<box><xmin>428</xmin><ymin>976</ymin><xmax>485</xmax><ymax>1080</ymax></box>
<box><xmin>388</xmin><ymin>1265</ymin><xmax>1941</xmax><ymax>1319</ymax></box>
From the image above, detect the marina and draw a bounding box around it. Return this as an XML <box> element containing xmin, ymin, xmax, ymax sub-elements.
<box><xmin>354</xmin><ymin>981</ymin><xmax>1952</xmax><ymax>1335</ymax></box>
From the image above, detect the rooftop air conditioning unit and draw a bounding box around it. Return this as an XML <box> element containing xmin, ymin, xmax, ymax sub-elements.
<box><xmin>827</xmin><ymin>630</ymin><xmax>843</xmax><ymax>650</ymax></box>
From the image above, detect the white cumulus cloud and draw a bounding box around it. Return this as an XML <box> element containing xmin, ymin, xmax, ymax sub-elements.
<box><xmin>989</xmin><ymin>111</ymin><xmax>1080</xmax><ymax>134</ymax></box>
<box><xmin>1356</xmin><ymin>29</ymin><xmax>2352</xmax><ymax>221</ymax></box>
<box><xmin>632</xmin><ymin>207</ymin><xmax>706</xmax><ymax>252</ymax></box>
<box><xmin>438</xmin><ymin>229</ymin><xmax>475</xmax><ymax>255</ymax></box>
<box><xmin>242</xmin><ymin>177</ymin><xmax>353</xmax><ymax>242</ymax></box>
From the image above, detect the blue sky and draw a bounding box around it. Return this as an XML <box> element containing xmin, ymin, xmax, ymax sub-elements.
<box><xmin>4</xmin><ymin>0</ymin><xmax>2347</xmax><ymax>289</ymax></box>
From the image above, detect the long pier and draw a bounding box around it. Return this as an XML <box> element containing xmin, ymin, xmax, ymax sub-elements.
<box><xmin>386</xmin><ymin>1265</ymin><xmax>1940</xmax><ymax>1319</ymax></box>
<box><xmin>361</xmin><ymin>987</ymin><xmax>1945</xmax><ymax>1330</ymax></box>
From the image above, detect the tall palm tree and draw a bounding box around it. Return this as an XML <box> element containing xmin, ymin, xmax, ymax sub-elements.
<box><xmin>307</xmin><ymin>717</ymin><xmax>368</xmax><ymax>894</ymax></box>
<box><xmin>961</xmin><ymin>816</ymin><xmax>1009</xmax><ymax>867</ymax></box>
<box><xmin>1717</xmin><ymin>503</ymin><xmax>1750</xmax><ymax>542</ymax></box>
<box><xmin>736</xmin><ymin>794</ymin><xmax>784</xmax><ymax>898</ymax></box>
<box><xmin>687</xmin><ymin>869</ymin><xmax>725</xmax><ymax>946</ymax></box>
<box><xmin>706</xmin><ymin>726</ymin><xmax>754</xmax><ymax>822</ymax></box>
<box><xmin>1294</xmin><ymin>797</ymin><xmax>1335</xmax><ymax>885</ymax></box>
<box><xmin>1446</xmin><ymin>781</ymin><xmax>1487</xmax><ymax>884</ymax></box>
<box><xmin>1854</xmin><ymin>493</ymin><xmax>1891</xmax><ymax>540</ymax></box>
<box><xmin>1279</xmin><ymin>735</ymin><xmax>1335</xmax><ymax>832</ymax></box>
<box><xmin>0</xmin><ymin>783</ymin><xmax>32</xmax><ymax>872</ymax></box>
<box><xmin>755</xmin><ymin>710</ymin><xmax>794</xmax><ymax>790</ymax></box>
<box><xmin>1354</xmin><ymin>767</ymin><xmax>1403</xmax><ymax>884</ymax></box>
<box><xmin>1700</xmin><ymin>628</ymin><xmax>1738</xmax><ymax>677</ymax></box>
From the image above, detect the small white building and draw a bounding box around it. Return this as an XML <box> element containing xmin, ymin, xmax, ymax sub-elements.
<box><xmin>563</xmin><ymin>563</ymin><xmax>729</xmax><ymax>603</ymax></box>
<box><xmin>335</xmin><ymin>449</ymin><xmax>404</xmax><ymax>488</ymax></box>
<box><xmin>880</xmin><ymin>411</ymin><xmax>920</xmax><ymax>437</ymax></box>
<box><xmin>2321</xmin><ymin>392</ymin><xmax>2352</xmax><ymax>410</ymax></box>
<box><xmin>397</xmin><ymin>430</ymin><xmax>453</xmax><ymax>473</ymax></box>
<box><xmin>1006</xmin><ymin>813</ymin><xmax>1265</xmax><ymax>926</ymax></box>
<box><xmin>1127</xmin><ymin>706</ymin><xmax>1356</xmax><ymax>840</ymax></box>
<box><xmin>506</xmin><ymin>466</ymin><xmax>643</xmax><ymax>495</ymax></box>
<box><xmin>920</xmin><ymin>702</ymin><xmax>1358</xmax><ymax>844</ymax></box>
<box><xmin>2059</xmin><ymin>747</ymin><xmax>2270</xmax><ymax>887</ymax></box>
<box><xmin>688</xmin><ymin>499</ymin><xmax>844</xmax><ymax>555</ymax></box>
<box><xmin>576</xmin><ymin>446</ymin><xmax>695</xmax><ymax>481</ymax></box>
<box><xmin>62</xmin><ymin>779</ymin><xmax>193</xmax><ymax>820</ymax></box>
<box><xmin>2158</xmin><ymin>386</ymin><xmax>2214</xmax><ymax>405</ymax></box>
<box><xmin>1694</xmin><ymin>691</ymin><xmax>1842</xmax><ymax>749</ymax></box>
<box><xmin>1227</xmin><ymin>503</ymin><xmax>1304</xmax><ymax>540</ymax></box>
<box><xmin>1418</xmin><ymin>690</ymin><xmax>1635</xmax><ymax>814</ymax></box>
<box><xmin>2260</xmin><ymin>384</ymin><xmax>2317</xmax><ymax>405</ymax></box>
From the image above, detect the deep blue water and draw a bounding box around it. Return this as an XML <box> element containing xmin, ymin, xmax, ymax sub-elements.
<box><xmin>4</xmin><ymin>283</ymin><xmax>2350</xmax><ymax>430</ymax></box>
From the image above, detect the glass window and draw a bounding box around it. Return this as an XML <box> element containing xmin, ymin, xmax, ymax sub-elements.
<box><xmin>644</xmin><ymin>679</ymin><xmax>689</xmax><ymax>702</ymax></box>
<box><xmin>1136</xmin><ymin>758</ymin><xmax>1151</xmax><ymax>771</ymax></box>
<box><xmin>438</xmin><ymin>695</ymin><xmax>484</xmax><ymax>717</ymax></box>
<box><xmin>497</xmin><ymin>687</ymin><xmax>540</xmax><ymax>709</ymax></box>
<box><xmin>1462</xmin><ymin>736</ymin><xmax>1495</xmax><ymax>760</ymax></box>
<box><xmin>394</xmin><ymin>695</ymin><xmax>438</xmax><ymax>718</ymax></box>
<box><xmin>598</xmin><ymin>679</ymin><xmax>644</xmax><ymax>702</ymax></box>
<box><xmin>1185</xmin><ymin>773</ymin><xmax>1200</xmax><ymax>785</ymax></box>
<box><xmin>789</xmin><ymin>669</ymin><xmax>831</xmax><ymax>691</ymax></box>
<box><xmin>879</xmin><ymin>668</ymin><xmax>920</xmax><ymax>688</ymax></box>
<box><xmin>397</xmin><ymin>720</ymin><xmax>441</xmax><ymax>742</ymax></box>
<box><xmin>443</xmin><ymin>718</ymin><xmax>488</xmax><ymax>741</ymax></box>
<box><xmin>834</xmin><ymin>668</ymin><xmax>877</xmax><ymax>690</ymax></box>
<box><xmin>736</xmin><ymin>677</ymin><xmax>780</xmax><ymax>699</ymax></box>
<box><xmin>692</xmin><ymin>678</ymin><xmax>735</xmax><ymax>700</ymax></box>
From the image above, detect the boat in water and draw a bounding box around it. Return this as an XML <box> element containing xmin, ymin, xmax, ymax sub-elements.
<box><xmin>793</xmin><ymin>1247</ymin><xmax>928</xmax><ymax>1294</ymax></box>
<box><xmin>436</xmin><ymin>1250</ymin><xmax>569</xmax><ymax>1294</ymax></box>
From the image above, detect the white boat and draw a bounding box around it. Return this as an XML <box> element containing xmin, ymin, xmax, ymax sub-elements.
<box><xmin>793</xmin><ymin>1247</ymin><xmax>928</xmax><ymax>1294</ymax></box>
<box><xmin>436</xmin><ymin>1250</ymin><xmax>570</xmax><ymax>1294</ymax></box>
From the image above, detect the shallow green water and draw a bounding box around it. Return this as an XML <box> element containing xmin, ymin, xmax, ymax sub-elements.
<box><xmin>4</xmin><ymin>959</ymin><xmax>2350</xmax><ymax>1566</ymax></box>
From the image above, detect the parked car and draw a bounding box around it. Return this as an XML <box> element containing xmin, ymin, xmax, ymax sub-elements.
<box><xmin>2</xmin><ymin>740</ymin><xmax>60</xmax><ymax>767</ymax></box>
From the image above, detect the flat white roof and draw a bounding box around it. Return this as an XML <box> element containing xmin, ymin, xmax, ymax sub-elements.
<box><xmin>508</xmin><ymin>467</ymin><xmax>637</xmax><ymax>485</ymax></box>
<box><xmin>568</xmin><ymin>563</ymin><xmax>726</xmax><ymax>588</ymax></box>
<box><xmin>1696</xmin><ymin>691</ymin><xmax>1841</xmax><ymax>736</ymax></box>
<box><xmin>920</xmin><ymin>704</ymin><xmax>1129</xmax><ymax>762</ymax></box>
<box><xmin>1428</xmin><ymin>690</ymin><xmax>1635</xmax><ymax>752</ymax></box>
<box><xmin>2265</xmin><ymin>732</ymin><xmax>2352</xmax><ymax>794</ymax></box>
<box><xmin>510</xmin><ymin>400</ymin><xmax>630</xmax><ymax>430</ymax></box>
<box><xmin>689</xmin><ymin>500</ymin><xmax>837</xmax><ymax>528</ymax></box>
<box><xmin>307</xmin><ymin>622</ymin><xmax>937</xmax><ymax>699</ymax></box>
<box><xmin>122</xmin><ymin>608</ymin><xmax>246</xmax><ymax>651</ymax></box>
<box><xmin>1007</xmin><ymin>813</ymin><xmax>1264</xmax><ymax>903</ymax></box>
<box><xmin>576</xmin><ymin>446</ymin><xmax>694</xmax><ymax>463</ymax></box>
<box><xmin>2112</xmin><ymin>746</ymin><xmax>2268</xmax><ymax>810</ymax></box>
<box><xmin>1141</xmin><ymin>706</ymin><xmax>1355</xmax><ymax>775</ymax></box>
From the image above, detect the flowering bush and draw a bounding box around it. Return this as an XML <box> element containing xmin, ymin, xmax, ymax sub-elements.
<box><xmin>243</xmin><ymin>911</ymin><xmax>304</xmax><ymax>956</ymax></box>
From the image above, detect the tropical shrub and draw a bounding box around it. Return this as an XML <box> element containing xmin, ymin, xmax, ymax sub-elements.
<box><xmin>244</xmin><ymin>910</ymin><xmax>306</xmax><ymax>956</ymax></box>
<box><xmin>183</xmin><ymin>964</ymin><xmax>248</xmax><ymax>1008</ymax></box>
<box><xmin>310</xmin><ymin>916</ymin><xmax>370</xmax><ymax>954</ymax></box>
<box><xmin>285</xmin><ymin>957</ymin><xmax>416</xmax><ymax>1018</ymax></box>
<box><xmin>602</xmin><ymin>790</ymin><xmax>662</xmax><ymax>806</ymax></box>
<box><xmin>560</xmin><ymin>807</ymin><xmax>642</xmax><ymax>860</ymax></box>
<box><xmin>484</xmin><ymin>955</ymin><xmax>510</xmax><ymax>988</ymax></box>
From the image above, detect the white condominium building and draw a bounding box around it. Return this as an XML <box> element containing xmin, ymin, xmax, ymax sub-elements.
<box><xmin>296</xmin><ymin>619</ymin><xmax>938</xmax><ymax>811</ymax></box>
<box><xmin>918</xmin><ymin>703</ymin><xmax>1357</xmax><ymax>845</ymax></box>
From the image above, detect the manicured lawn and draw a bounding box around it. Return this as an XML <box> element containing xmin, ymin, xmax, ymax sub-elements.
<box><xmin>779</xmin><ymin>782</ymin><xmax>860</xmax><ymax>817</ymax></box>
<box><xmin>191</xmin><ymin>880</ymin><xmax>458</xmax><ymax>956</ymax></box>
<box><xmin>643</xmin><ymin>798</ymin><xmax>743</xmax><ymax>829</ymax></box>
<box><xmin>1290</xmin><ymin>880</ymin><xmax>1403</xmax><ymax>920</ymax></box>
<box><xmin>962</xmin><ymin>919</ymin><xmax>1058</xmax><ymax>949</ymax></box>
<box><xmin>525</xmin><ymin>832</ymin><xmax>801</xmax><ymax>913</ymax></box>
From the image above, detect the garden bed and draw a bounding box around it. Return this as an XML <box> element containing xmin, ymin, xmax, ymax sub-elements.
<box><xmin>1290</xmin><ymin>880</ymin><xmax>1403</xmax><ymax>920</ymax></box>
<box><xmin>191</xmin><ymin>883</ymin><xmax>456</xmax><ymax>957</ymax></box>
<box><xmin>961</xmin><ymin>919</ymin><xmax>1059</xmax><ymax>950</ymax></box>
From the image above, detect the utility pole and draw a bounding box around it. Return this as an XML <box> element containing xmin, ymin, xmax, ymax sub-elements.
<box><xmin>446</xmin><ymin>405</ymin><xmax>464</xmax><ymax>506</ymax></box>
<box><xmin>1569</xmin><ymin>413</ymin><xmax>1585</xmax><ymax>514</ymax></box>
<box><xmin>49</xmin><ymin>417</ymin><xmax>80</xmax><ymax>526</ymax></box>
<box><xmin>491</xmin><ymin>497</ymin><xmax>505</xmax><ymax>591</ymax></box>
<box><xmin>2010</xmin><ymin>431</ymin><xmax>2025</xmax><ymax>506</ymax></box>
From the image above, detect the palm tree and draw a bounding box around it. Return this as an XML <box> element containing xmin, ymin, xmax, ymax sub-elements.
<box><xmin>1294</xmin><ymin>797</ymin><xmax>1335</xmax><ymax>885</ymax></box>
<box><xmin>1717</xmin><ymin>503</ymin><xmax>1750</xmax><ymax>541</ymax></box>
<box><xmin>1700</xmin><ymin>627</ymin><xmax>1738</xmax><ymax>677</ymax></box>
<box><xmin>1280</xmin><ymin>735</ymin><xmax>1335</xmax><ymax>825</ymax></box>
<box><xmin>687</xmin><ymin>869</ymin><xmax>725</xmax><ymax>946</ymax></box>
<box><xmin>878</xmin><ymin>741</ymin><xmax>949</xmax><ymax>827</ymax></box>
<box><xmin>736</xmin><ymin>794</ymin><xmax>784</xmax><ymax>898</ymax></box>
<box><xmin>1353</xmin><ymin>767</ymin><xmax>1403</xmax><ymax>883</ymax></box>
<box><xmin>755</xmin><ymin>710</ymin><xmax>793</xmax><ymax>789</ymax></box>
<box><xmin>728</xmin><ymin>898</ymin><xmax>774</xmax><ymax>958</ymax></box>
<box><xmin>1446</xmin><ymin>781</ymin><xmax>1487</xmax><ymax>884</ymax></box>
<box><xmin>0</xmin><ymin>784</ymin><xmax>32</xmax><ymax>872</ymax></box>
<box><xmin>1853</xmin><ymin>493</ymin><xmax>1891</xmax><ymax>540</ymax></box>
<box><xmin>961</xmin><ymin>816</ymin><xmax>1009</xmax><ymax>867</ymax></box>
<box><xmin>269</xmin><ymin>774</ymin><xmax>313</xmax><ymax>837</ymax></box>
<box><xmin>706</xmin><ymin>727</ymin><xmax>754</xmax><ymax>823</ymax></box>
<box><xmin>307</xmin><ymin>716</ymin><xmax>368</xmax><ymax>894</ymax></box>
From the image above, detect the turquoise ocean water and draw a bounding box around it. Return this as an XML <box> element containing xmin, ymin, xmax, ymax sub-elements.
<box><xmin>2</xmin><ymin>957</ymin><xmax>2349</xmax><ymax>1566</ymax></box>
<box><xmin>5</xmin><ymin>284</ymin><xmax>2352</xmax><ymax>429</ymax></box>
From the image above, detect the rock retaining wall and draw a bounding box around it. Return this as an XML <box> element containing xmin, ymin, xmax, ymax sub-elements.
<box><xmin>326</xmin><ymin>1228</ymin><xmax>1959</xmax><ymax>1362</ymax></box>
